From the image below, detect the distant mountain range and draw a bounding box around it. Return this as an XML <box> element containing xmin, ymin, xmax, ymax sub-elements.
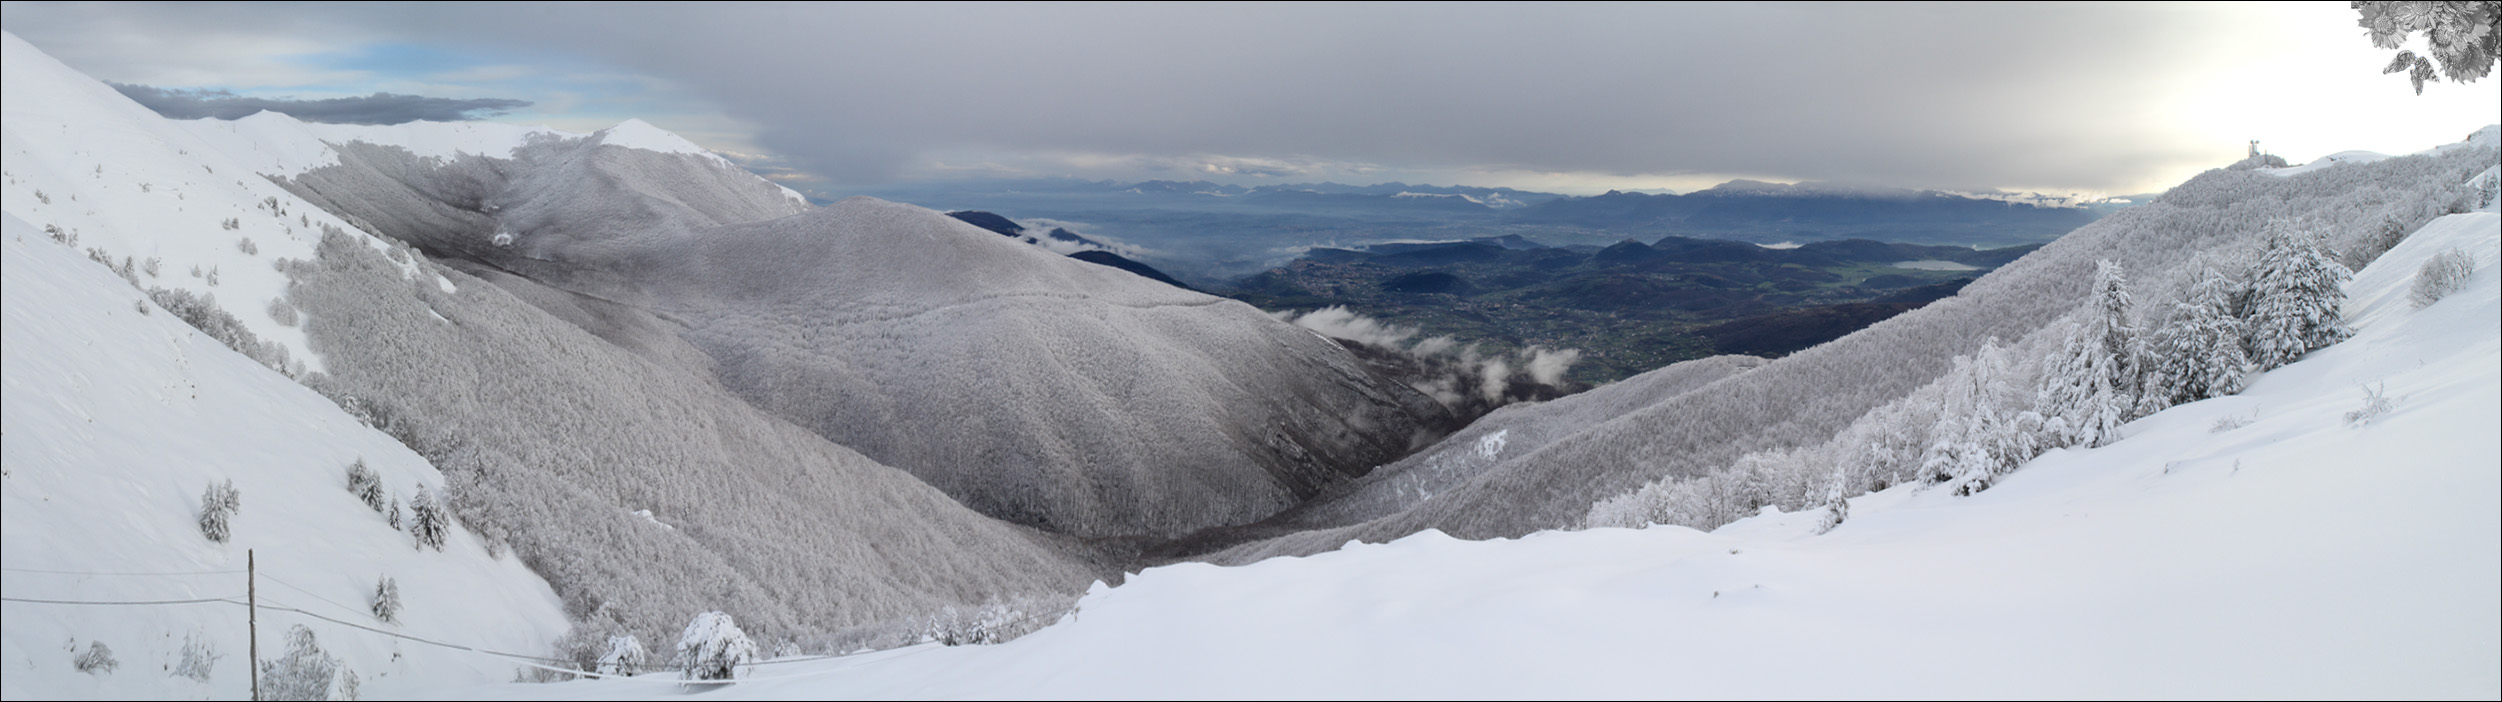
<box><xmin>850</xmin><ymin>177</ymin><xmax>2134</xmax><ymax>283</ymax></box>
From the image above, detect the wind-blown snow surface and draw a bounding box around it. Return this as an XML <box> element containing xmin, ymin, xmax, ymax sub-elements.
<box><xmin>2</xmin><ymin>215</ymin><xmax>568</xmax><ymax>699</ymax></box>
<box><xmin>447</xmin><ymin>211</ymin><xmax>2500</xmax><ymax>699</ymax></box>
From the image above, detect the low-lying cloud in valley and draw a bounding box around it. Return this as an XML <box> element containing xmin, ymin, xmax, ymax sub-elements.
<box><xmin>111</xmin><ymin>83</ymin><xmax>532</xmax><ymax>125</ymax></box>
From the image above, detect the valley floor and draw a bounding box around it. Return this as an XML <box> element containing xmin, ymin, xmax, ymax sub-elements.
<box><xmin>435</xmin><ymin>214</ymin><xmax>2499</xmax><ymax>699</ymax></box>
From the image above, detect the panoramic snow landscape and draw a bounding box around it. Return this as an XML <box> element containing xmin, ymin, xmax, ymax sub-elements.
<box><xmin>4</xmin><ymin>3</ymin><xmax>2498</xmax><ymax>700</ymax></box>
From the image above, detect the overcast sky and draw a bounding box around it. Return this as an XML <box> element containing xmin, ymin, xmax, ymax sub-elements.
<box><xmin>5</xmin><ymin>2</ymin><xmax>2495</xmax><ymax>196</ymax></box>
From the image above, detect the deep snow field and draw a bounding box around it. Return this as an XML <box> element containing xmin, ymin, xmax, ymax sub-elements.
<box><xmin>427</xmin><ymin>211</ymin><xmax>2497</xmax><ymax>699</ymax></box>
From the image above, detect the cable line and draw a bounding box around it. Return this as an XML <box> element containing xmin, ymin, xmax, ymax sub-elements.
<box><xmin>1</xmin><ymin>595</ymin><xmax>242</xmax><ymax>606</ymax></box>
<box><xmin>2</xmin><ymin>566</ymin><xmax>246</xmax><ymax>576</ymax></box>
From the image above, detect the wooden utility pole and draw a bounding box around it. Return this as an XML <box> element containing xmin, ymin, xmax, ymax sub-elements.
<box><xmin>249</xmin><ymin>549</ymin><xmax>259</xmax><ymax>702</ymax></box>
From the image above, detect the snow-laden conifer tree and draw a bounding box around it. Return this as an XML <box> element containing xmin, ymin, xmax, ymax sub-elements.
<box><xmin>1919</xmin><ymin>339</ymin><xmax>2021</xmax><ymax>494</ymax></box>
<box><xmin>2245</xmin><ymin>222</ymin><xmax>2354</xmax><ymax>370</ymax></box>
<box><xmin>409</xmin><ymin>484</ymin><xmax>447</xmax><ymax>552</ymax></box>
<box><xmin>198</xmin><ymin>479</ymin><xmax>240</xmax><ymax>543</ymax></box>
<box><xmin>2148</xmin><ymin>259</ymin><xmax>2250</xmax><ymax>406</ymax></box>
<box><xmin>371</xmin><ymin>575</ymin><xmax>401</xmax><ymax>624</ymax></box>
<box><xmin>1813</xmin><ymin>463</ymin><xmax>1850</xmax><ymax>534</ymax></box>
<box><xmin>2038</xmin><ymin>261</ymin><xmax>2144</xmax><ymax>448</ymax></box>
<box><xmin>346</xmin><ymin>459</ymin><xmax>385</xmax><ymax>514</ymax></box>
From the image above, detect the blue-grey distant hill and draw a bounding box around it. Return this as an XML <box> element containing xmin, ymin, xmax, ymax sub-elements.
<box><xmin>850</xmin><ymin>178</ymin><xmax>2121</xmax><ymax>284</ymax></box>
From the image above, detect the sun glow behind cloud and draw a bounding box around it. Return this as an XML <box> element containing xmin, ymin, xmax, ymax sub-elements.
<box><xmin>3</xmin><ymin>2</ymin><xmax>2493</xmax><ymax>198</ymax></box>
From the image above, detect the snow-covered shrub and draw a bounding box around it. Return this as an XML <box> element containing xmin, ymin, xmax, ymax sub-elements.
<box><xmin>386</xmin><ymin>497</ymin><xmax>403</xmax><ymax>531</ymax></box>
<box><xmin>1583</xmin><ymin>467</ymin><xmax>1765</xmax><ymax>532</ymax></box>
<box><xmin>143</xmin><ymin>256</ymin><xmax>160</xmax><ymax>277</ymax></box>
<box><xmin>673</xmin><ymin>612</ymin><xmax>757</xmax><ymax>682</ymax></box>
<box><xmin>371</xmin><ymin>575</ymin><xmax>401</xmax><ymax>624</ymax></box>
<box><xmin>72</xmin><ymin>641</ymin><xmax>116</xmax><ymax>675</ymax></box>
<box><xmin>238</xmin><ymin>237</ymin><xmax>258</xmax><ymax>255</ymax></box>
<box><xmin>597</xmin><ymin>635</ymin><xmax>646</xmax><ymax>676</ymax></box>
<box><xmin>2409</xmin><ymin>247</ymin><xmax>2476</xmax><ymax>308</ymax></box>
<box><xmin>409</xmin><ymin>484</ymin><xmax>447</xmax><ymax>551</ymax></box>
<box><xmin>269</xmin><ymin>297</ymin><xmax>299</xmax><ymax>327</ymax></box>
<box><xmin>345</xmin><ymin>460</ymin><xmax>385</xmax><ymax>513</ymax></box>
<box><xmin>919</xmin><ymin>599</ymin><xmax>1051</xmax><ymax>647</ymax></box>
<box><xmin>173</xmin><ymin>632</ymin><xmax>220</xmax><ymax>681</ymax></box>
<box><xmin>257</xmin><ymin>625</ymin><xmax>339</xmax><ymax>701</ymax></box>
<box><xmin>198</xmin><ymin>479</ymin><xmax>240</xmax><ymax>543</ymax></box>
<box><xmin>2209</xmin><ymin>413</ymin><xmax>2255</xmax><ymax>433</ymax></box>
<box><xmin>2344</xmin><ymin>383</ymin><xmax>2395</xmax><ymax>427</ymax></box>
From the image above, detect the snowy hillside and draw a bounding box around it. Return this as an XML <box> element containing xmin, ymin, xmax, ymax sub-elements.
<box><xmin>631</xmin><ymin>198</ymin><xmax>1452</xmax><ymax>539</ymax></box>
<box><xmin>2</xmin><ymin>28</ymin><xmax>1104</xmax><ymax>668</ymax></box>
<box><xmin>443</xmin><ymin>208</ymin><xmax>2500</xmax><ymax>700</ymax></box>
<box><xmin>221</xmin><ymin>74</ymin><xmax>1455</xmax><ymax>539</ymax></box>
<box><xmin>2</xmin><ymin>214</ymin><xmax>569</xmax><ymax>699</ymax></box>
<box><xmin>1217</xmin><ymin>125</ymin><xmax>2498</xmax><ymax>559</ymax></box>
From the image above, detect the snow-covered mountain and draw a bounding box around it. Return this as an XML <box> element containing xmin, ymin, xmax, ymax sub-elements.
<box><xmin>2</xmin><ymin>25</ymin><xmax>1449</xmax><ymax>682</ymax></box>
<box><xmin>1210</xmin><ymin>125</ymin><xmax>2499</xmax><ymax>563</ymax></box>
<box><xmin>446</xmin><ymin>193</ymin><xmax>2502</xmax><ymax>700</ymax></box>
<box><xmin>8</xmin><ymin>22</ymin><xmax>2495</xmax><ymax>699</ymax></box>
<box><xmin>243</xmin><ymin>80</ymin><xmax>1449</xmax><ymax>540</ymax></box>
<box><xmin>3</xmin><ymin>29</ymin><xmax>1105</xmax><ymax>669</ymax></box>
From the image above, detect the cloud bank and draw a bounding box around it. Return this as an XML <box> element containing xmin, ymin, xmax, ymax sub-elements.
<box><xmin>111</xmin><ymin>83</ymin><xmax>531</xmax><ymax>125</ymax></box>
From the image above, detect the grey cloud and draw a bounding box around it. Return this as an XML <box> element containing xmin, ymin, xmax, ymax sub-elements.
<box><xmin>0</xmin><ymin>3</ymin><xmax>2350</xmax><ymax>191</ymax></box>
<box><xmin>110</xmin><ymin>83</ymin><xmax>531</xmax><ymax>125</ymax></box>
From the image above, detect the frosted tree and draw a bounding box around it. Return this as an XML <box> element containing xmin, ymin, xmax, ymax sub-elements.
<box><xmin>2355</xmin><ymin>1</ymin><xmax>2502</xmax><ymax>94</ymax></box>
<box><xmin>1920</xmin><ymin>339</ymin><xmax>2020</xmax><ymax>494</ymax></box>
<box><xmin>674</xmin><ymin>611</ymin><xmax>758</xmax><ymax>682</ymax></box>
<box><xmin>346</xmin><ymin>460</ymin><xmax>385</xmax><ymax>513</ymax></box>
<box><xmin>598</xmin><ymin>635</ymin><xmax>647</xmax><ymax>676</ymax></box>
<box><xmin>257</xmin><ymin>625</ymin><xmax>339</xmax><ymax>701</ymax></box>
<box><xmin>1812</xmin><ymin>463</ymin><xmax>1850</xmax><ymax>534</ymax></box>
<box><xmin>2244</xmin><ymin>222</ymin><xmax>2353</xmax><ymax>371</ymax></box>
<box><xmin>409</xmin><ymin>484</ymin><xmax>448</xmax><ymax>551</ymax></box>
<box><xmin>371</xmin><ymin>575</ymin><xmax>401</xmax><ymax>624</ymax></box>
<box><xmin>2038</xmin><ymin>261</ymin><xmax>2143</xmax><ymax>448</ymax></box>
<box><xmin>198</xmin><ymin>479</ymin><xmax>241</xmax><ymax>543</ymax></box>
<box><xmin>2147</xmin><ymin>259</ymin><xmax>2250</xmax><ymax>406</ymax></box>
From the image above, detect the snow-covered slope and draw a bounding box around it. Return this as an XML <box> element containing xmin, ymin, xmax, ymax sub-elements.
<box><xmin>1215</xmin><ymin>126</ymin><xmax>2497</xmax><ymax>558</ymax></box>
<box><xmin>3</xmin><ymin>30</ymin><xmax>1104</xmax><ymax>662</ymax></box>
<box><xmin>2</xmin><ymin>214</ymin><xmax>569</xmax><ymax>699</ymax></box>
<box><xmin>220</xmin><ymin>81</ymin><xmax>1452</xmax><ymax>540</ymax></box>
<box><xmin>631</xmin><ymin>198</ymin><xmax>1452</xmax><ymax>539</ymax></box>
<box><xmin>1199</xmin><ymin>354</ymin><xmax>1767</xmax><ymax>560</ymax></box>
<box><xmin>443</xmin><ymin>208</ymin><xmax>2501</xmax><ymax>700</ymax></box>
<box><xmin>0</xmin><ymin>30</ymin><xmax>439</xmax><ymax>376</ymax></box>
